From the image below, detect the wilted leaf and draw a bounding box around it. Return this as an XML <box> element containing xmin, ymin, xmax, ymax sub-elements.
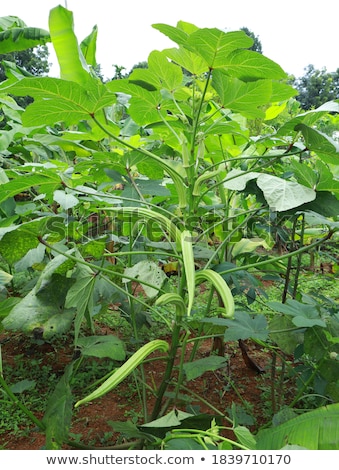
<box><xmin>257</xmin><ymin>174</ymin><xmax>316</xmax><ymax>211</ymax></box>
<box><xmin>0</xmin><ymin>269</ymin><xmax>12</xmax><ymax>285</ymax></box>
<box><xmin>231</xmin><ymin>238</ymin><xmax>269</xmax><ymax>258</ymax></box>
<box><xmin>53</xmin><ymin>190</ymin><xmax>79</xmax><ymax>210</ymax></box>
<box><xmin>123</xmin><ymin>260</ymin><xmax>167</xmax><ymax>298</ymax></box>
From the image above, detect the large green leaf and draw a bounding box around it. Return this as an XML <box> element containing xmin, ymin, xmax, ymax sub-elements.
<box><xmin>152</xmin><ymin>23</ymin><xmax>190</xmax><ymax>48</ymax></box>
<box><xmin>295</xmin><ymin>123</ymin><xmax>339</xmax><ymax>165</ymax></box>
<box><xmin>223</xmin><ymin>311</ymin><xmax>268</xmax><ymax>342</ymax></box>
<box><xmin>224</xmin><ymin>170</ymin><xmax>316</xmax><ymax>211</ymax></box>
<box><xmin>256</xmin><ymin>174</ymin><xmax>316</xmax><ymax>211</ymax></box>
<box><xmin>271</xmin><ymin>81</ymin><xmax>298</xmax><ymax>101</ymax></box>
<box><xmin>200</xmin><ymin>311</ymin><xmax>268</xmax><ymax>342</ymax></box>
<box><xmin>2</xmin><ymin>274</ymin><xmax>75</xmax><ymax>337</ymax></box>
<box><xmin>0</xmin><ymin>218</ymin><xmax>47</xmax><ymax>264</ymax></box>
<box><xmin>304</xmin><ymin>326</ymin><xmax>329</xmax><ymax>361</ymax></box>
<box><xmin>43</xmin><ymin>364</ymin><xmax>74</xmax><ymax>450</ymax></box>
<box><xmin>187</xmin><ymin>29</ymin><xmax>252</xmax><ymax>69</ymax></box>
<box><xmin>147</xmin><ymin>50</ymin><xmax>183</xmax><ymax>90</ymax></box>
<box><xmin>222</xmin><ymin>49</ymin><xmax>286</xmax><ymax>80</ymax></box>
<box><xmin>288</xmin><ymin>160</ymin><xmax>319</xmax><ymax>189</ymax></box>
<box><xmin>140</xmin><ymin>409</ymin><xmax>221</xmax><ymax>441</ymax></box>
<box><xmin>268</xmin><ymin>299</ymin><xmax>326</xmax><ymax>328</ymax></box>
<box><xmin>141</xmin><ymin>409</ymin><xmax>194</xmax><ymax>428</ymax></box>
<box><xmin>53</xmin><ymin>190</ymin><xmax>79</xmax><ymax>210</ymax></box>
<box><xmin>315</xmin><ymin>160</ymin><xmax>339</xmax><ymax>192</ymax></box>
<box><xmin>2</xmin><ymin>252</ymin><xmax>76</xmax><ymax>337</ymax></box>
<box><xmin>0</xmin><ymin>172</ymin><xmax>61</xmax><ymax>204</ymax></box>
<box><xmin>269</xmin><ymin>315</ymin><xmax>303</xmax><ymax>355</ymax></box>
<box><xmin>4</xmin><ymin>77</ymin><xmax>115</xmax><ymax>126</ymax></box>
<box><xmin>49</xmin><ymin>5</ymin><xmax>91</xmax><ymax>84</ymax></box>
<box><xmin>301</xmin><ymin>191</ymin><xmax>339</xmax><ymax>217</ymax></box>
<box><xmin>212</xmin><ymin>71</ymin><xmax>272</xmax><ymax>118</ymax></box>
<box><xmin>107</xmin><ymin>79</ymin><xmax>165</xmax><ymax>125</ymax></box>
<box><xmin>163</xmin><ymin>47</ymin><xmax>208</xmax><ymax>76</ymax></box>
<box><xmin>256</xmin><ymin>403</ymin><xmax>339</xmax><ymax>449</ymax></box>
<box><xmin>77</xmin><ymin>335</ymin><xmax>126</xmax><ymax>361</ymax></box>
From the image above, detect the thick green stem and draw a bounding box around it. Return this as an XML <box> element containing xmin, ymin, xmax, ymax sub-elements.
<box><xmin>292</xmin><ymin>213</ymin><xmax>305</xmax><ymax>298</ymax></box>
<box><xmin>173</xmin><ymin>329</ymin><xmax>190</xmax><ymax>402</ymax></box>
<box><xmin>150</xmin><ymin>322</ymin><xmax>182</xmax><ymax>421</ymax></box>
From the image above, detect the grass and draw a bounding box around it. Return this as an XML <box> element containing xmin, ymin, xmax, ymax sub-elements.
<box><xmin>0</xmin><ymin>333</ymin><xmax>119</xmax><ymax>441</ymax></box>
<box><xmin>0</xmin><ymin>354</ymin><xmax>58</xmax><ymax>438</ymax></box>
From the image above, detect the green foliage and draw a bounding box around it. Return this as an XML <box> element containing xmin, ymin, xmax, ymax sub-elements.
<box><xmin>1</xmin><ymin>4</ymin><xmax>339</xmax><ymax>450</ymax></box>
<box><xmin>294</xmin><ymin>64</ymin><xmax>339</xmax><ymax>110</ymax></box>
<box><xmin>0</xmin><ymin>16</ymin><xmax>50</xmax><ymax>54</ymax></box>
<box><xmin>0</xmin><ymin>46</ymin><xmax>50</xmax><ymax>83</ymax></box>
<box><xmin>256</xmin><ymin>403</ymin><xmax>339</xmax><ymax>449</ymax></box>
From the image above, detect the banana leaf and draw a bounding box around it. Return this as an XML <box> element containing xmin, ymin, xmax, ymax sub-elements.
<box><xmin>256</xmin><ymin>403</ymin><xmax>339</xmax><ymax>450</ymax></box>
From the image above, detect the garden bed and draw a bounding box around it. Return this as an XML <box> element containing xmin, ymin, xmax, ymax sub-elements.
<box><xmin>0</xmin><ymin>322</ymin><xmax>280</xmax><ymax>450</ymax></box>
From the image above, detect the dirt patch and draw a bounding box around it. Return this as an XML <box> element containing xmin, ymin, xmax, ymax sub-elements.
<box><xmin>0</xmin><ymin>326</ymin><xmax>292</xmax><ymax>450</ymax></box>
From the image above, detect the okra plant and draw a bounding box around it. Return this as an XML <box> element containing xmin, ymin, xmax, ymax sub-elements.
<box><xmin>1</xmin><ymin>5</ymin><xmax>339</xmax><ymax>449</ymax></box>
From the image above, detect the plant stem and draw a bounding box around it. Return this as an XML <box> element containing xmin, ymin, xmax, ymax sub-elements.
<box><xmin>150</xmin><ymin>322</ymin><xmax>181</xmax><ymax>420</ymax></box>
<box><xmin>292</xmin><ymin>213</ymin><xmax>305</xmax><ymax>298</ymax></box>
<box><xmin>270</xmin><ymin>351</ymin><xmax>277</xmax><ymax>415</ymax></box>
<box><xmin>218</xmin><ymin>230</ymin><xmax>335</xmax><ymax>277</ymax></box>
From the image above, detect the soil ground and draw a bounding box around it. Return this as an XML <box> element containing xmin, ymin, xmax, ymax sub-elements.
<box><xmin>0</xmin><ymin>320</ymin><xmax>293</xmax><ymax>450</ymax></box>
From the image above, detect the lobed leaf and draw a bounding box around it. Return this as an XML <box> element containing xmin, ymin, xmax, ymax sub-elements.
<box><xmin>187</xmin><ymin>29</ymin><xmax>252</xmax><ymax>69</ymax></box>
<box><xmin>212</xmin><ymin>71</ymin><xmax>272</xmax><ymax>118</ymax></box>
<box><xmin>3</xmin><ymin>77</ymin><xmax>116</xmax><ymax>126</ymax></box>
<box><xmin>183</xmin><ymin>356</ymin><xmax>228</xmax><ymax>381</ymax></box>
